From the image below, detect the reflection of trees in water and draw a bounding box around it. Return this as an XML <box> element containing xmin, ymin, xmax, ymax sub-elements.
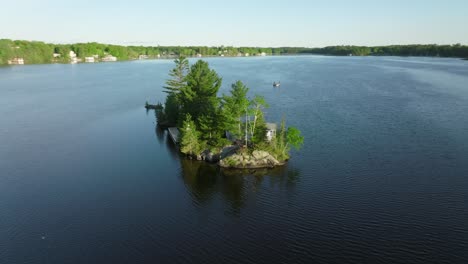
<box><xmin>154</xmin><ymin>124</ymin><xmax>180</xmax><ymax>160</ymax></box>
<box><xmin>180</xmin><ymin>159</ymin><xmax>218</xmax><ymax>204</ymax></box>
<box><xmin>180</xmin><ymin>158</ymin><xmax>301</xmax><ymax>214</ymax></box>
<box><xmin>153</xmin><ymin>123</ymin><xmax>301</xmax><ymax>213</ymax></box>
<box><xmin>155</xmin><ymin>125</ymin><xmax>165</xmax><ymax>144</ymax></box>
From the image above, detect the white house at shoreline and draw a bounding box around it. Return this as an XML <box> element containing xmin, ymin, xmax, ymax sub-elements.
<box><xmin>69</xmin><ymin>51</ymin><xmax>79</xmax><ymax>63</ymax></box>
<box><xmin>101</xmin><ymin>54</ymin><xmax>117</xmax><ymax>62</ymax></box>
<box><xmin>7</xmin><ymin>58</ymin><xmax>24</xmax><ymax>65</ymax></box>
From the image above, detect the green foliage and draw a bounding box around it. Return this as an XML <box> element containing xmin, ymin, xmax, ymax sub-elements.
<box><xmin>262</xmin><ymin>120</ymin><xmax>304</xmax><ymax>161</ymax></box>
<box><xmin>299</xmin><ymin>44</ymin><xmax>468</xmax><ymax>58</ymax></box>
<box><xmin>221</xmin><ymin>81</ymin><xmax>250</xmax><ymax>137</ymax></box>
<box><xmin>180</xmin><ymin>114</ymin><xmax>204</xmax><ymax>156</ymax></box>
<box><xmin>198</xmin><ymin>113</ymin><xmax>221</xmax><ymax>141</ymax></box>
<box><xmin>286</xmin><ymin>127</ymin><xmax>304</xmax><ymax>150</ymax></box>
<box><xmin>248</xmin><ymin>95</ymin><xmax>269</xmax><ymax>144</ymax></box>
<box><xmin>163</xmin><ymin>56</ymin><xmax>189</xmax><ymax>95</ymax></box>
<box><xmin>164</xmin><ymin>94</ymin><xmax>179</xmax><ymax>126</ymax></box>
<box><xmin>252</xmin><ymin>112</ymin><xmax>267</xmax><ymax>144</ymax></box>
<box><xmin>275</xmin><ymin>119</ymin><xmax>290</xmax><ymax>161</ymax></box>
<box><xmin>160</xmin><ymin>57</ymin><xmax>189</xmax><ymax>126</ymax></box>
<box><xmin>180</xmin><ymin>60</ymin><xmax>222</xmax><ymax>127</ymax></box>
<box><xmin>2</xmin><ymin>39</ymin><xmax>468</xmax><ymax>65</ymax></box>
<box><xmin>156</xmin><ymin>59</ymin><xmax>304</xmax><ymax>163</ymax></box>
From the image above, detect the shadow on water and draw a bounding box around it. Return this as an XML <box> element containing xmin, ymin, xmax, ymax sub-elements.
<box><xmin>154</xmin><ymin>124</ymin><xmax>180</xmax><ymax>160</ymax></box>
<box><xmin>180</xmin><ymin>160</ymin><xmax>301</xmax><ymax>214</ymax></box>
<box><xmin>153</xmin><ymin>124</ymin><xmax>301</xmax><ymax>213</ymax></box>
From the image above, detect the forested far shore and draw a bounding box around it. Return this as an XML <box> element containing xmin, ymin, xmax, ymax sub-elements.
<box><xmin>1</xmin><ymin>38</ymin><xmax>468</xmax><ymax>65</ymax></box>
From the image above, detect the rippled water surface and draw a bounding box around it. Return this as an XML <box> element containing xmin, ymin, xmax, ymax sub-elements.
<box><xmin>1</xmin><ymin>56</ymin><xmax>467</xmax><ymax>263</ymax></box>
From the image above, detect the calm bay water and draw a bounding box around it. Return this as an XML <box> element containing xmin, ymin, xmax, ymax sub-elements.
<box><xmin>1</xmin><ymin>56</ymin><xmax>467</xmax><ymax>263</ymax></box>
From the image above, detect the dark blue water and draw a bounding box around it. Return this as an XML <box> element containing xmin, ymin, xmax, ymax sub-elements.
<box><xmin>1</xmin><ymin>56</ymin><xmax>467</xmax><ymax>264</ymax></box>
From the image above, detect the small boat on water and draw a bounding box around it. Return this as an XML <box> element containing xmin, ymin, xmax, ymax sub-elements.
<box><xmin>273</xmin><ymin>81</ymin><xmax>281</xmax><ymax>87</ymax></box>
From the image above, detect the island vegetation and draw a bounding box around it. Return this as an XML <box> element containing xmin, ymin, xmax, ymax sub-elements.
<box><xmin>151</xmin><ymin>57</ymin><xmax>304</xmax><ymax>168</ymax></box>
<box><xmin>1</xmin><ymin>38</ymin><xmax>468</xmax><ymax>65</ymax></box>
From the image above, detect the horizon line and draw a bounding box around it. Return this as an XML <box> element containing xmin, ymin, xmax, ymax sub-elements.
<box><xmin>2</xmin><ymin>38</ymin><xmax>467</xmax><ymax>49</ymax></box>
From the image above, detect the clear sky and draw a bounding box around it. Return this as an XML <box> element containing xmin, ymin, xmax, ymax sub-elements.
<box><xmin>1</xmin><ymin>0</ymin><xmax>467</xmax><ymax>47</ymax></box>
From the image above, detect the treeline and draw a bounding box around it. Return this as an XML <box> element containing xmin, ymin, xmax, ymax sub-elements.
<box><xmin>301</xmin><ymin>44</ymin><xmax>468</xmax><ymax>58</ymax></box>
<box><xmin>0</xmin><ymin>39</ymin><xmax>284</xmax><ymax>65</ymax></box>
<box><xmin>1</xmin><ymin>38</ymin><xmax>468</xmax><ymax>65</ymax></box>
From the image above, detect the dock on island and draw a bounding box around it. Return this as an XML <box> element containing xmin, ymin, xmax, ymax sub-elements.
<box><xmin>167</xmin><ymin>127</ymin><xmax>180</xmax><ymax>144</ymax></box>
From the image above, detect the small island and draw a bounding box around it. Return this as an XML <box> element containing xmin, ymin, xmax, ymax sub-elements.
<box><xmin>147</xmin><ymin>57</ymin><xmax>304</xmax><ymax>169</ymax></box>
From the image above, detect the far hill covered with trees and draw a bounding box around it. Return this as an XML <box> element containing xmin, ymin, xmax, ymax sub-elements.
<box><xmin>1</xmin><ymin>39</ymin><xmax>468</xmax><ymax>65</ymax></box>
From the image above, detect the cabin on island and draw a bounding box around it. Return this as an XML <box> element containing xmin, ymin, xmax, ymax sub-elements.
<box><xmin>7</xmin><ymin>58</ymin><xmax>24</xmax><ymax>65</ymax></box>
<box><xmin>102</xmin><ymin>54</ymin><xmax>117</xmax><ymax>62</ymax></box>
<box><xmin>266</xmin><ymin>123</ymin><xmax>277</xmax><ymax>142</ymax></box>
<box><xmin>85</xmin><ymin>57</ymin><xmax>95</xmax><ymax>63</ymax></box>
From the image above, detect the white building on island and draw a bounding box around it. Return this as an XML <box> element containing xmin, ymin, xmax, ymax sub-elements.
<box><xmin>266</xmin><ymin>123</ymin><xmax>277</xmax><ymax>142</ymax></box>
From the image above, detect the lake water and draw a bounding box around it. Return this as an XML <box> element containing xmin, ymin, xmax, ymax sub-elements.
<box><xmin>1</xmin><ymin>56</ymin><xmax>467</xmax><ymax>264</ymax></box>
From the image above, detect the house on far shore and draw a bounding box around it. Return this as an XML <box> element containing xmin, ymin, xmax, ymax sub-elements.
<box><xmin>101</xmin><ymin>54</ymin><xmax>117</xmax><ymax>62</ymax></box>
<box><xmin>53</xmin><ymin>53</ymin><xmax>61</xmax><ymax>58</ymax></box>
<box><xmin>244</xmin><ymin>53</ymin><xmax>250</xmax><ymax>57</ymax></box>
<box><xmin>196</xmin><ymin>53</ymin><xmax>202</xmax><ymax>58</ymax></box>
<box><xmin>139</xmin><ymin>54</ymin><xmax>149</xmax><ymax>60</ymax></box>
<box><xmin>7</xmin><ymin>58</ymin><xmax>24</xmax><ymax>65</ymax></box>
<box><xmin>259</xmin><ymin>52</ymin><xmax>267</xmax><ymax>56</ymax></box>
<box><xmin>85</xmin><ymin>57</ymin><xmax>95</xmax><ymax>63</ymax></box>
<box><xmin>69</xmin><ymin>51</ymin><xmax>79</xmax><ymax>63</ymax></box>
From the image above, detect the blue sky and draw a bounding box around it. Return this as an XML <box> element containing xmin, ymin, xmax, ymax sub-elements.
<box><xmin>1</xmin><ymin>0</ymin><xmax>467</xmax><ymax>47</ymax></box>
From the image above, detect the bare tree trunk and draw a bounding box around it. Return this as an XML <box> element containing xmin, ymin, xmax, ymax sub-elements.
<box><xmin>245</xmin><ymin>109</ymin><xmax>248</xmax><ymax>146</ymax></box>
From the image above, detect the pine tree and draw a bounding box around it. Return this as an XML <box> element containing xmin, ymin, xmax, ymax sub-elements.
<box><xmin>162</xmin><ymin>56</ymin><xmax>189</xmax><ymax>125</ymax></box>
<box><xmin>221</xmin><ymin>81</ymin><xmax>250</xmax><ymax>138</ymax></box>
<box><xmin>180</xmin><ymin>60</ymin><xmax>222</xmax><ymax>122</ymax></box>
<box><xmin>163</xmin><ymin>56</ymin><xmax>189</xmax><ymax>96</ymax></box>
<box><xmin>180</xmin><ymin>114</ymin><xmax>203</xmax><ymax>156</ymax></box>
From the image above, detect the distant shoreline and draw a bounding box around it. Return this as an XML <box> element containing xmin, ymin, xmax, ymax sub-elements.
<box><xmin>1</xmin><ymin>39</ymin><xmax>467</xmax><ymax>66</ymax></box>
<box><xmin>2</xmin><ymin>54</ymin><xmax>467</xmax><ymax>67</ymax></box>
<box><xmin>2</xmin><ymin>54</ymin><xmax>468</xmax><ymax>67</ymax></box>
